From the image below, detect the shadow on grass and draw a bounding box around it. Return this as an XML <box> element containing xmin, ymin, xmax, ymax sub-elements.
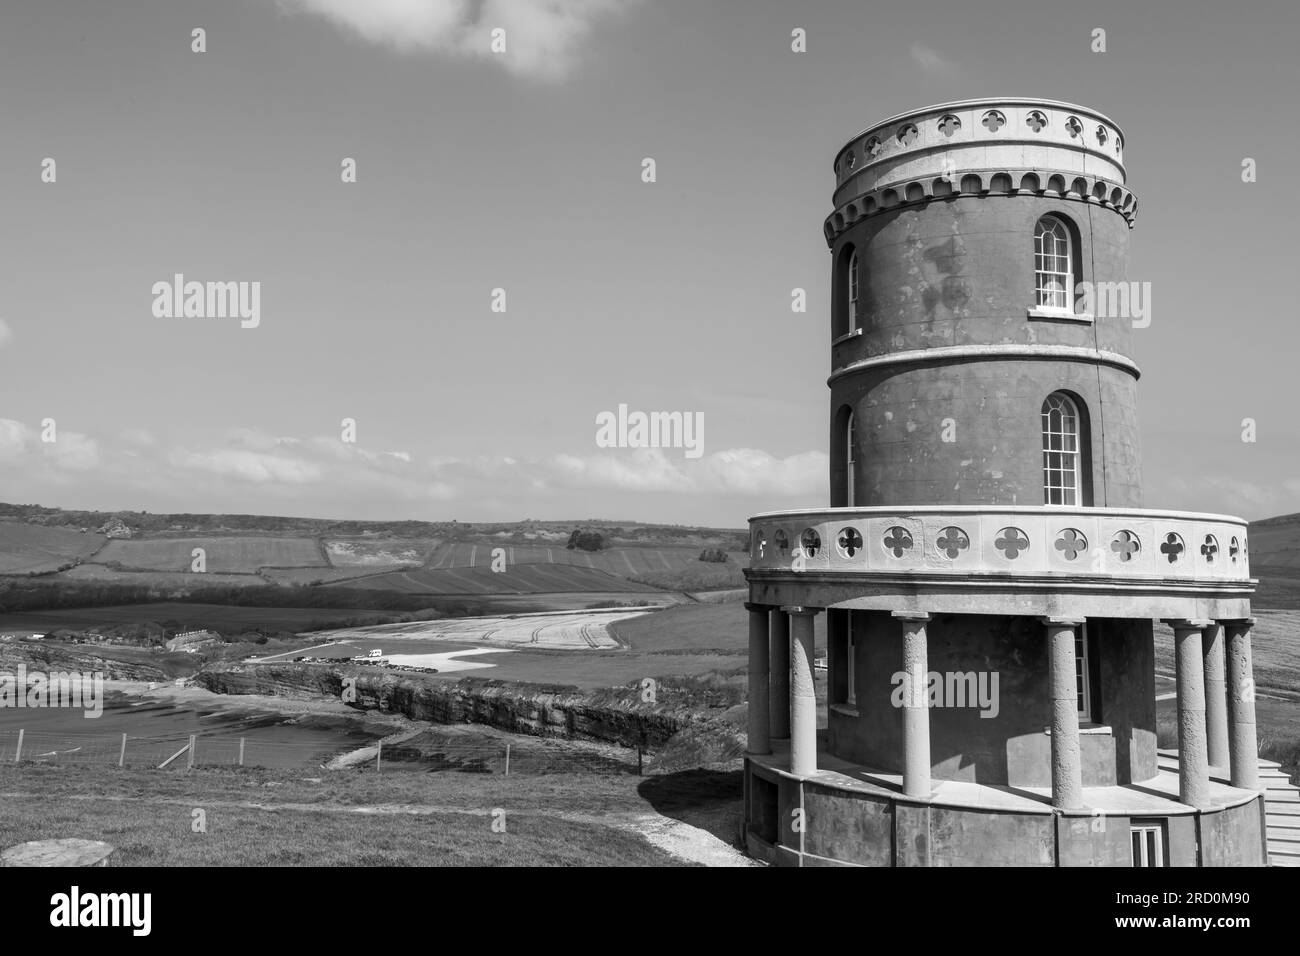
<box><xmin>636</xmin><ymin>767</ymin><xmax>744</xmax><ymax>848</ymax></box>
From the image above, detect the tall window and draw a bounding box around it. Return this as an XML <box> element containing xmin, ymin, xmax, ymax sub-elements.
<box><xmin>1075</xmin><ymin>623</ymin><xmax>1092</xmax><ymax>722</ymax></box>
<box><xmin>1034</xmin><ymin>216</ymin><xmax>1072</xmax><ymax>311</ymax></box>
<box><xmin>845</xmin><ymin>410</ymin><xmax>858</xmax><ymax>506</ymax></box>
<box><xmin>1042</xmin><ymin>392</ymin><xmax>1081</xmax><ymax>506</ymax></box>
<box><xmin>848</xmin><ymin>249</ymin><xmax>861</xmax><ymax>331</ymax></box>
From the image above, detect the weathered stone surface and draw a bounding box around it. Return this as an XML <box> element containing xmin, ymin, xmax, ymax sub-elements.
<box><xmin>196</xmin><ymin>663</ymin><xmax>689</xmax><ymax>748</ymax></box>
<box><xmin>2</xmin><ymin>839</ymin><xmax>115</xmax><ymax>867</ymax></box>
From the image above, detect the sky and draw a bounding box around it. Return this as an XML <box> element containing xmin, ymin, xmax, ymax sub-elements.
<box><xmin>0</xmin><ymin>0</ymin><xmax>1296</xmax><ymax>526</ymax></box>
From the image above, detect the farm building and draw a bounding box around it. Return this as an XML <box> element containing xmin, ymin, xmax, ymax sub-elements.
<box><xmin>742</xmin><ymin>99</ymin><xmax>1264</xmax><ymax>867</ymax></box>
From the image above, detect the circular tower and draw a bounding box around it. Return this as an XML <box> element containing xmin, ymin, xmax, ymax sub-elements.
<box><xmin>741</xmin><ymin>99</ymin><xmax>1262</xmax><ymax>868</ymax></box>
<box><xmin>826</xmin><ymin>98</ymin><xmax>1141</xmax><ymax>510</ymax></box>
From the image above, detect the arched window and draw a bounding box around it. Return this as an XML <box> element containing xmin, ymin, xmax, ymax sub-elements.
<box><xmin>1034</xmin><ymin>216</ymin><xmax>1072</xmax><ymax>311</ymax></box>
<box><xmin>845</xmin><ymin>410</ymin><xmax>858</xmax><ymax>506</ymax></box>
<box><xmin>1041</xmin><ymin>392</ymin><xmax>1081</xmax><ymax>505</ymax></box>
<box><xmin>848</xmin><ymin>249</ymin><xmax>861</xmax><ymax>331</ymax></box>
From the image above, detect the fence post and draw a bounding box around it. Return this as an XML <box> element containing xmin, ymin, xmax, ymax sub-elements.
<box><xmin>377</xmin><ymin>740</ymin><xmax>382</xmax><ymax>774</ymax></box>
<box><xmin>504</xmin><ymin>744</ymin><xmax>510</xmax><ymax>776</ymax></box>
<box><xmin>187</xmin><ymin>734</ymin><xmax>196</xmax><ymax>771</ymax></box>
<box><xmin>14</xmin><ymin>729</ymin><xmax>23</xmax><ymax>764</ymax></box>
<box><xmin>238</xmin><ymin>738</ymin><xmax>245</xmax><ymax>767</ymax></box>
<box><xmin>118</xmin><ymin>734</ymin><xmax>127</xmax><ymax>768</ymax></box>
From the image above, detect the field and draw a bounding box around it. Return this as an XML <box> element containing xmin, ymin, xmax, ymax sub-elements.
<box><xmin>321</xmin><ymin>542</ymin><xmax>746</xmax><ymax>596</ymax></box>
<box><xmin>331</xmin><ymin>562</ymin><xmax>664</xmax><ymax>595</ymax></box>
<box><xmin>94</xmin><ymin>536</ymin><xmax>327</xmax><ymax>572</ymax></box>
<box><xmin>0</xmin><ymin>602</ymin><xmax>383</xmax><ymax>635</ymax></box>
<box><xmin>0</xmin><ymin>764</ymin><xmax>703</xmax><ymax>866</ymax></box>
<box><xmin>1249</xmin><ymin>513</ymin><xmax>1300</xmax><ymax>568</ymax></box>
<box><xmin>0</xmin><ymin>522</ymin><xmax>105</xmax><ymax>573</ymax></box>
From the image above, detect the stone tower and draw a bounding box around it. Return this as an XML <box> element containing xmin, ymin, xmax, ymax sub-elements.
<box><xmin>825</xmin><ymin>98</ymin><xmax>1141</xmax><ymax>510</ymax></box>
<box><xmin>741</xmin><ymin>98</ymin><xmax>1263</xmax><ymax>868</ymax></box>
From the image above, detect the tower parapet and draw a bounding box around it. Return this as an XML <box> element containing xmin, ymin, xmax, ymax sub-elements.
<box><xmin>826</xmin><ymin>97</ymin><xmax>1136</xmax><ymax>246</ymax></box>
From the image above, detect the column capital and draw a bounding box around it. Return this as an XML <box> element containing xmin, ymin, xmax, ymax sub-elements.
<box><xmin>1039</xmin><ymin>616</ymin><xmax>1084</xmax><ymax>627</ymax></box>
<box><xmin>1163</xmin><ymin>618</ymin><xmax>1215</xmax><ymax>630</ymax></box>
<box><xmin>781</xmin><ymin>605</ymin><xmax>822</xmax><ymax>617</ymax></box>
<box><xmin>743</xmin><ymin>602</ymin><xmax>768</xmax><ymax>613</ymax></box>
<box><xmin>1220</xmin><ymin>618</ymin><xmax>1257</xmax><ymax>628</ymax></box>
<box><xmin>891</xmin><ymin>611</ymin><xmax>931</xmax><ymax>623</ymax></box>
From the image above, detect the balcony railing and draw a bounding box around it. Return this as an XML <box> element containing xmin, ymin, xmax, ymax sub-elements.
<box><xmin>747</xmin><ymin>506</ymin><xmax>1251</xmax><ymax>585</ymax></box>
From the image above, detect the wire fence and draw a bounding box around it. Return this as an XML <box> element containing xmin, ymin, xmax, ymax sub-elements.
<box><xmin>0</xmin><ymin>729</ymin><xmax>647</xmax><ymax>776</ymax></box>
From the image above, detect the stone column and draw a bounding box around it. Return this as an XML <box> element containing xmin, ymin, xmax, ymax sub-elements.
<box><xmin>1043</xmin><ymin>618</ymin><xmax>1085</xmax><ymax>811</ymax></box>
<box><xmin>769</xmin><ymin>608</ymin><xmax>791</xmax><ymax>739</ymax></box>
<box><xmin>745</xmin><ymin>602</ymin><xmax>770</xmax><ymax>755</ymax></box>
<box><xmin>1201</xmin><ymin>623</ymin><xmax>1229</xmax><ymax>774</ymax></box>
<box><xmin>784</xmin><ymin>606</ymin><xmax>821</xmax><ymax>778</ymax></box>
<box><xmin>1224</xmin><ymin>619</ymin><xmax>1260</xmax><ymax>791</ymax></box>
<box><xmin>894</xmin><ymin>612</ymin><xmax>932</xmax><ymax>800</ymax></box>
<box><xmin>1168</xmin><ymin>619</ymin><xmax>1213</xmax><ymax>809</ymax></box>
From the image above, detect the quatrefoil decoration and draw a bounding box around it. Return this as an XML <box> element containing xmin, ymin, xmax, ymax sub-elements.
<box><xmin>995</xmin><ymin>527</ymin><xmax>1030</xmax><ymax>559</ymax></box>
<box><xmin>897</xmin><ymin>123</ymin><xmax>918</xmax><ymax>145</ymax></box>
<box><xmin>837</xmin><ymin>527</ymin><xmax>863</xmax><ymax>558</ymax></box>
<box><xmin>936</xmin><ymin>526</ymin><xmax>970</xmax><ymax>559</ymax></box>
<box><xmin>1201</xmin><ymin>534</ymin><xmax>1219</xmax><ymax>562</ymax></box>
<box><xmin>800</xmin><ymin>528</ymin><xmax>822</xmax><ymax>559</ymax></box>
<box><xmin>1159</xmin><ymin>532</ymin><xmax>1184</xmax><ymax>564</ymax></box>
<box><xmin>1229</xmin><ymin>536</ymin><xmax>1242</xmax><ymax>562</ymax></box>
<box><xmin>1054</xmin><ymin>528</ymin><xmax>1088</xmax><ymax>561</ymax></box>
<box><xmin>937</xmin><ymin>114</ymin><xmax>961</xmax><ymax>137</ymax></box>
<box><xmin>1115</xmin><ymin>135</ymin><xmax>1123</xmax><ymax>158</ymax></box>
<box><xmin>982</xmin><ymin>110</ymin><xmax>1006</xmax><ymax>132</ymax></box>
<box><xmin>883</xmin><ymin>526</ymin><xmax>914</xmax><ymax>558</ymax></box>
<box><xmin>1110</xmin><ymin>530</ymin><xmax>1140</xmax><ymax>562</ymax></box>
<box><xmin>1096</xmin><ymin>125</ymin><xmax>1108</xmax><ymax>145</ymax></box>
<box><xmin>1026</xmin><ymin>110</ymin><xmax>1048</xmax><ymax>133</ymax></box>
<box><xmin>865</xmin><ymin>136</ymin><xmax>882</xmax><ymax>158</ymax></box>
<box><xmin>1065</xmin><ymin>116</ymin><xmax>1083</xmax><ymax>138</ymax></box>
<box><xmin>773</xmin><ymin>529</ymin><xmax>789</xmax><ymax>555</ymax></box>
<box><xmin>752</xmin><ymin>527</ymin><xmax>765</xmax><ymax>558</ymax></box>
<box><xmin>845</xmin><ymin>151</ymin><xmax>857</xmax><ymax>170</ymax></box>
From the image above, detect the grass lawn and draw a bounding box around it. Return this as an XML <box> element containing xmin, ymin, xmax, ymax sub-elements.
<box><xmin>0</xmin><ymin>764</ymin><xmax>696</xmax><ymax>866</ymax></box>
<box><xmin>610</xmin><ymin>600</ymin><xmax>827</xmax><ymax>653</ymax></box>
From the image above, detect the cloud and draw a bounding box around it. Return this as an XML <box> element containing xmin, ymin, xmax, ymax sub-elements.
<box><xmin>0</xmin><ymin>417</ymin><xmax>827</xmax><ymax>516</ymax></box>
<box><xmin>0</xmin><ymin>319</ymin><xmax>11</xmax><ymax>349</ymax></box>
<box><xmin>169</xmin><ymin>447</ymin><xmax>324</xmax><ymax>485</ymax></box>
<box><xmin>0</xmin><ymin>418</ymin><xmax>101</xmax><ymax>482</ymax></box>
<box><xmin>273</xmin><ymin>0</ymin><xmax>634</xmax><ymax>80</ymax></box>
<box><xmin>909</xmin><ymin>43</ymin><xmax>957</xmax><ymax>75</ymax></box>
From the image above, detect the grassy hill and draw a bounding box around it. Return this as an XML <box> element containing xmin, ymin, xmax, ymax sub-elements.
<box><xmin>1248</xmin><ymin>512</ymin><xmax>1300</xmax><ymax>609</ymax></box>
<box><xmin>0</xmin><ymin>522</ymin><xmax>106</xmax><ymax>573</ymax></box>
<box><xmin>0</xmin><ymin>504</ymin><xmax>750</xmax><ymax>610</ymax></box>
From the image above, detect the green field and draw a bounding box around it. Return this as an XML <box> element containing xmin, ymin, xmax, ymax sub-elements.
<box><xmin>95</xmin><ymin>537</ymin><xmax>327</xmax><ymax>573</ymax></box>
<box><xmin>0</xmin><ymin>522</ymin><xmax>105</xmax><ymax>574</ymax></box>
<box><xmin>0</xmin><ymin>764</ymin><xmax>699</xmax><ymax>866</ymax></box>
<box><xmin>0</xmin><ymin>602</ymin><xmax>383</xmax><ymax>635</ymax></box>
<box><xmin>331</xmin><ymin>562</ymin><xmax>664</xmax><ymax>596</ymax></box>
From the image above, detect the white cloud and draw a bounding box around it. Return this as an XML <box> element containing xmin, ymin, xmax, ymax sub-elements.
<box><xmin>0</xmin><ymin>415</ymin><xmax>827</xmax><ymax>515</ymax></box>
<box><xmin>274</xmin><ymin>0</ymin><xmax>634</xmax><ymax>80</ymax></box>
<box><xmin>910</xmin><ymin>43</ymin><xmax>957</xmax><ymax>75</ymax></box>
<box><xmin>169</xmin><ymin>447</ymin><xmax>324</xmax><ymax>484</ymax></box>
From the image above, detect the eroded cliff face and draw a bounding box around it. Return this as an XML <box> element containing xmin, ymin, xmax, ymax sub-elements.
<box><xmin>0</xmin><ymin>642</ymin><xmax>170</xmax><ymax>682</ymax></box>
<box><xmin>195</xmin><ymin>663</ymin><xmax>690</xmax><ymax>748</ymax></box>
